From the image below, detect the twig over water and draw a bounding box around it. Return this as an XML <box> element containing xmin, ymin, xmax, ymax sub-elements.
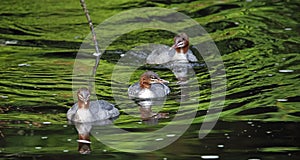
<box><xmin>79</xmin><ymin>0</ymin><xmax>101</xmax><ymax>81</ymax></box>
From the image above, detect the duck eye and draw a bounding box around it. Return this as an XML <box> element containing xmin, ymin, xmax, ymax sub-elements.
<box><xmin>78</xmin><ymin>95</ymin><xmax>84</xmax><ymax>100</ymax></box>
<box><xmin>150</xmin><ymin>75</ymin><xmax>156</xmax><ymax>79</ymax></box>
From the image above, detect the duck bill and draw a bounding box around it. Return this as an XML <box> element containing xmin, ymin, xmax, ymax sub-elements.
<box><xmin>171</xmin><ymin>40</ymin><xmax>185</xmax><ymax>49</ymax></box>
<box><xmin>157</xmin><ymin>78</ymin><xmax>169</xmax><ymax>84</ymax></box>
<box><xmin>84</xmin><ymin>100</ymin><xmax>88</xmax><ymax>105</ymax></box>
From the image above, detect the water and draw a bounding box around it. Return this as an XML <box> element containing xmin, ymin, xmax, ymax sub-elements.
<box><xmin>1</xmin><ymin>0</ymin><xmax>300</xmax><ymax>159</ymax></box>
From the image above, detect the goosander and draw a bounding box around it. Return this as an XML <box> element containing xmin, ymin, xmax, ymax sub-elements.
<box><xmin>67</xmin><ymin>88</ymin><xmax>119</xmax><ymax>123</ymax></box>
<box><xmin>146</xmin><ymin>33</ymin><xmax>198</xmax><ymax>64</ymax></box>
<box><xmin>128</xmin><ymin>71</ymin><xmax>170</xmax><ymax>99</ymax></box>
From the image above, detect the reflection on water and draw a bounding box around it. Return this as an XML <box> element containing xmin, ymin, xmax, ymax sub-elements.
<box><xmin>0</xmin><ymin>120</ymin><xmax>299</xmax><ymax>159</ymax></box>
<box><xmin>71</xmin><ymin>119</ymin><xmax>115</xmax><ymax>154</ymax></box>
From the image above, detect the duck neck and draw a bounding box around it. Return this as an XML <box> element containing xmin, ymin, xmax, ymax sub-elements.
<box><xmin>176</xmin><ymin>46</ymin><xmax>188</xmax><ymax>54</ymax></box>
<box><xmin>78</xmin><ymin>100</ymin><xmax>90</xmax><ymax>109</ymax></box>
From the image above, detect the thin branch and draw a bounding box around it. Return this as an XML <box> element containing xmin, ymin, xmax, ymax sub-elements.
<box><xmin>80</xmin><ymin>0</ymin><xmax>101</xmax><ymax>78</ymax></box>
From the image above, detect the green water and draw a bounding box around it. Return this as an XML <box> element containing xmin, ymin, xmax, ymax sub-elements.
<box><xmin>0</xmin><ymin>0</ymin><xmax>299</xmax><ymax>159</ymax></box>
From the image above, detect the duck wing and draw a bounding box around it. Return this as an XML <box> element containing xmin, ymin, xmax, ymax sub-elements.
<box><xmin>146</xmin><ymin>45</ymin><xmax>174</xmax><ymax>64</ymax></box>
<box><xmin>186</xmin><ymin>50</ymin><xmax>198</xmax><ymax>62</ymax></box>
<box><xmin>89</xmin><ymin>100</ymin><xmax>120</xmax><ymax>120</ymax></box>
<box><xmin>128</xmin><ymin>82</ymin><xmax>141</xmax><ymax>98</ymax></box>
<box><xmin>66</xmin><ymin>103</ymin><xmax>78</xmax><ymax>121</ymax></box>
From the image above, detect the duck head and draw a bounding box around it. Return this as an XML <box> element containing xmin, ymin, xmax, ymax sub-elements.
<box><xmin>77</xmin><ymin>88</ymin><xmax>91</xmax><ymax>108</ymax></box>
<box><xmin>171</xmin><ymin>33</ymin><xmax>189</xmax><ymax>54</ymax></box>
<box><xmin>139</xmin><ymin>71</ymin><xmax>169</xmax><ymax>89</ymax></box>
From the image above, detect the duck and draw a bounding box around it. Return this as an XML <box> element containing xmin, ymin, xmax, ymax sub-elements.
<box><xmin>146</xmin><ymin>33</ymin><xmax>198</xmax><ymax>64</ymax></box>
<box><xmin>67</xmin><ymin>87</ymin><xmax>119</xmax><ymax>123</ymax></box>
<box><xmin>128</xmin><ymin>71</ymin><xmax>170</xmax><ymax>99</ymax></box>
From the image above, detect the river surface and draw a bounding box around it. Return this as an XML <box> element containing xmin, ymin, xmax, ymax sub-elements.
<box><xmin>0</xmin><ymin>0</ymin><xmax>299</xmax><ymax>160</ymax></box>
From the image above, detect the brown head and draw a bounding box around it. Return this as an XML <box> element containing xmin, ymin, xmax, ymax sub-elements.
<box><xmin>77</xmin><ymin>87</ymin><xmax>90</xmax><ymax>109</ymax></box>
<box><xmin>139</xmin><ymin>71</ymin><xmax>169</xmax><ymax>89</ymax></box>
<box><xmin>171</xmin><ymin>33</ymin><xmax>189</xmax><ymax>54</ymax></box>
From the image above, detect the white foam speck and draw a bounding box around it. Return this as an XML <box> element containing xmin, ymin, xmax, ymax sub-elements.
<box><xmin>1</xmin><ymin>95</ymin><xmax>8</xmax><ymax>99</ymax></box>
<box><xmin>277</xmin><ymin>99</ymin><xmax>288</xmax><ymax>102</ymax></box>
<box><xmin>217</xmin><ymin>144</ymin><xmax>224</xmax><ymax>148</ymax></box>
<box><xmin>18</xmin><ymin>63</ymin><xmax>31</xmax><ymax>67</ymax></box>
<box><xmin>279</xmin><ymin>70</ymin><xmax>294</xmax><ymax>73</ymax></box>
<box><xmin>166</xmin><ymin>134</ymin><xmax>176</xmax><ymax>137</ymax></box>
<box><xmin>201</xmin><ymin>155</ymin><xmax>219</xmax><ymax>159</ymax></box>
<box><xmin>155</xmin><ymin>138</ymin><xmax>164</xmax><ymax>141</ymax></box>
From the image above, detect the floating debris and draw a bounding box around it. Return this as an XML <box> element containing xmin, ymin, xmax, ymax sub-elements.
<box><xmin>163</xmin><ymin>158</ymin><xmax>168</xmax><ymax>160</ymax></box>
<box><xmin>0</xmin><ymin>95</ymin><xmax>8</xmax><ymax>99</ymax></box>
<box><xmin>41</xmin><ymin>136</ymin><xmax>48</xmax><ymax>140</ymax></box>
<box><xmin>234</xmin><ymin>22</ymin><xmax>239</xmax><ymax>25</ymax></box>
<box><xmin>63</xmin><ymin>150</ymin><xmax>69</xmax><ymax>153</ymax></box>
<box><xmin>277</xmin><ymin>99</ymin><xmax>288</xmax><ymax>102</ymax></box>
<box><xmin>42</xmin><ymin>122</ymin><xmax>51</xmax><ymax>125</ymax></box>
<box><xmin>217</xmin><ymin>144</ymin><xmax>224</xmax><ymax>148</ymax></box>
<box><xmin>166</xmin><ymin>134</ymin><xmax>176</xmax><ymax>137</ymax></box>
<box><xmin>63</xmin><ymin>125</ymin><xmax>68</xmax><ymax>128</ymax></box>
<box><xmin>103</xmin><ymin>149</ymin><xmax>107</xmax><ymax>152</ymax></box>
<box><xmin>246</xmin><ymin>0</ymin><xmax>252</xmax><ymax>2</ymax></box>
<box><xmin>267</xmin><ymin>74</ymin><xmax>273</xmax><ymax>77</ymax></box>
<box><xmin>5</xmin><ymin>40</ymin><xmax>18</xmax><ymax>45</ymax></box>
<box><xmin>284</xmin><ymin>28</ymin><xmax>292</xmax><ymax>31</ymax></box>
<box><xmin>248</xmin><ymin>158</ymin><xmax>261</xmax><ymax>160</ymax></box>
<box><xmin>74</xmin><ymin>35</ymin><xmax>81</xmax><ymax>39</ymax></box>
<box><xmin>279</xmin><ymin>70</ymin><xmax>294</xmax><ymax>73</ymax></box>
<box><xmin>17</xmin><ymin>130</ymin><xmax>25</xmax><ymax>136</ymax></box>
<box><xmin>137</xmin><ymin>121</ymin><xmax>142</xmax><ymax>124</ymax></box>
<box><xmin>201</xmin><ymin>155</ymin><xmax>219</xmax><ymax>159</ymax></box>
<box><xmin>120</xmin><ymin>54</ymin><xmax>125</xmax><ymax>57</ymax></box>
<box><xmin>77</xmin><ymin>139</ymin><xmax>91</xmax><ymax>144</ymax></box>
<box><xmin>155</xmin><ymin>138</ymin><xmax>164</xmax><ymax>141</ymax></box>
<box><xmin>35</xmin><ymin>147</ymin><xmax>42</xmax><ymax>150</ymax></box>
<box><xmin>67</xmin><ymin>139</ymin><xmax>72</xmax><ymax>142</ymax></box>
<box><xmin>18</xmin><ymin>63</ymin><xmax>31</xmax><ymax>67</ymax></box>
<box><xmin>93</xmin><ymin>52</ymin><xmax>101</xmax><ymax>56</ymax></box>
<box><xmin>266</xmin><ymin>131</ymin><xmax>272</xmax><ymax>134</ymax></box>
